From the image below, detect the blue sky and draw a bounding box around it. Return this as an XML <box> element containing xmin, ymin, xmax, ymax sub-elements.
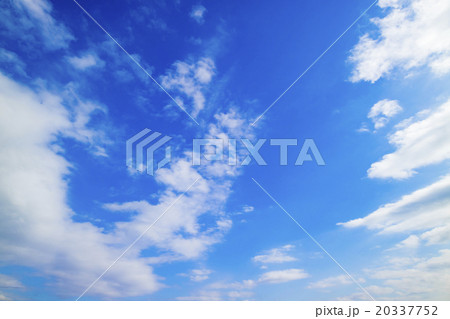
<box><xmin>1</xmin><ymin>0</ymin><xmax>450</xmax><ymax>301</ymax></box>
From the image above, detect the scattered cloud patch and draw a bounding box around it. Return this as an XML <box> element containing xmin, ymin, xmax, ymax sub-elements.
<box><xmin>308</xmin><ymin>275</ymin><xmax>360</xmax><ymax>289</ymax></box>
<box><xmin>68</xmin><ymin>53</ymin><xmax>104</xmax><ymax>70</ymax></box>
<box><xmin>349</xmin><ymin>0</ymin><xmax>450</xmax><ymax>82</ymax></box>
<box><xmin>257</xmin><ymin>268</ymin><xmax>309</xmax><ymax>284</ymax></box>
<box><xmin>0</xmin><ymin>72</ymin><xmax>161</xmax><ymax>298</ymax></box>
<box><xmin>189</xmin><ymin>269</ymin><xmax>212</xmax><ymax>282</ymax></box>
<box><xmin>364</xmin><ymin>250</ymin><xmax>450</xmax><ymax>300</ymax></box>
<box><xmin>367</xmin><ymin>99</ymin><xmax>450</xmax><ymax>179</ymax></box>
<box><xmin>161</xmin><ymin>57</ymin><xmax>215</xmax><ymax>116</ymax></box>
<box><xmin>2</xmin><ymin>0</ymin><xmax>74</xmax><ymax>50</ymax></box>
<box><xmin>392</xmin><ymin>235</ymin><xmax>421</xmax><ymax>250</ymax></box>
<box><xmin>252</xmin><ymin>245</ymin><xmax>297</xmax><ymax>264</ymax></box>
<box><xmin>242</xmin><ymin>205</ymin><xmax>254</xmax><ymax>213</ymax></box>
<box><xmin>0</xmin><ymin>48</ymin><xmax>27</xmax><ymax>76</ymax></box>
<box><xmin>340</xmin><ymin>174</ymin><xmax>450</xmax><ymax>245</ymax></box>
<box><xmin>190</xmin><ymin>5</ymin><xmax>207</xmax><ymax>24</ymax></box>
<box><xmin>368</xmin><ymin>99</ymin><xmax>403</xmax><ymax>130</ymax></box>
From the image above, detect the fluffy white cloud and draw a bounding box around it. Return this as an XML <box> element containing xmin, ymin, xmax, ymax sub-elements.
<box><xmin>0</xmin><ymin>72</ymin><xmax>161</xmax><ymax>298</ymax></box>
<box><xmin>160</xmin><ymin>57</ymin><xmax>215</xmax><ymax>116</ymax></box>
<box><xmin>368</xmin><ymin>99</ymin><xmax>403</xmax><ymax>130</ymax></box>
<box><xmin>189</xmin><ymin>269</ymin><xmax>212</xmax><ymax>282</ymax></box>
<box><xmin>257</xmin><ymin>269</ymin><xmax>309</xmax><ymax>284</ymax></box>
<box><xmin>195</xmin><ymin>268</ymin><xmax>308</xmax><ymax>300</ymax></box>
<box><xmin>367</xmin><ymin>99</ymin><xmax>450</xmax><ymax>179</ymax></box>
<box><xmin>68</xmin><ymin>53</ymin><xmax>104</xmax><ymax>70</ymax></box>
<box><xmin>190</xmin><ymin>5</ymin><xmax>206</xmax><ymax>24</ymax></box>
<box><xmin>0</xmin><ymin>48</ymin><xmax>27</xmax><ymax>76</ymax></box>
<box><xmin>350</xmin><ymin>0</ymin><xmax>450</xmax><ymax>82</ymax></box>
<box><xmin>252</xmin><ymin>245</ymin><xmax>297</xmax><ymax>264</ymax></box>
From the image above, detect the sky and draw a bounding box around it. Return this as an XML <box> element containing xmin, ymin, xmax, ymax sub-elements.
<box><xmin>0</xmin><ymin>0</ymin><xmax>450</xmax><ymax>301</ymax></box>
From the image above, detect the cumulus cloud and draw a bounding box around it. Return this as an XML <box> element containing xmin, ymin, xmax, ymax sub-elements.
<box><xmin>160</xmin><ymin>57</ymin><xmax>215</xmax><ymax>116</ymax></box>
<box><xmin>252</xmin><ymin>245</ymin><xmax>297</xmax><ymax>264</ymax></box>
<box><xmin>350</xmin><ymin>0</ymin><xmax>450</xmax><ymax>82</ymax></box>
<box><xmin>0</xmin><ymin>72</ymin><xmax>162</xmax><ymax>298</ymax></box>
<box><xmin>368</xmin><ymin>99</ymin><xmax>403</xmax><ymax>130</ymax></box>
<box><xmin>190</xmin><ymin>5</ymin><xmax>206</xmax><ymax>24</ymax></box>
<box><xmin>105</xmin><ymin>153</ymin><xmax>234</xmax><ymax>260</ymax></box>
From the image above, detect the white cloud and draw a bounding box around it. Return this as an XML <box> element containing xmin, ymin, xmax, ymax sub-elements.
<box><xmin>257</xmin><ymin>268</ymin><xmax>309</xmax><ymax>284</ymax></box>
<box><xmin>0</xmin><ymin>72</ymin><xmax>161</xmax><ymax>298</ymax></box>
<box><xmin>190</xmin><ymin>5</ymin><xmax>206</xmax><ymax>24</ymax></box>
<box><xmin>0</xmin><ymin>48</ymin><xmax>27</xmax><ymax>76</ymax></box>
<box><xmin>368</xmin><ymin>99</ymin><xmax>403</xmax><ymax>130</ymax></box>
<box><xmin>421</xmin><ymin>225</ymin><xmax>450</xmax><ymax>245</ymax></box>
<box><xmin>340</xmin><ymin>174</ymin><xmax>450</xmax><ymax>240</ymax></box>
<box><xmin>105</xmin><ymin>155</ymin><xmax>234</xmax><ymax>260</ymax></box>
<box><xmin>177</xmin><ymin>290</ymin><xmax>223</xmax><ymax>301</ymax></box>
<box><xmin>350</xmin><ymin>0</ymin><xmax>450</xmax><ymax>82</ymax></box>
<box><xmin>189</xmin><ymin>269</ymin><xmax>212</xmax><ymax>282</ymax></box>
<box><xmin>308</xmin><ymin>275</ymin><xmax>361</xmax><ymax>289</ymax></box>
<box><xmin>366</xmin><ymin>249</ymin><xmax>450</xmax><ymax>300</ymax></box>
<box><xmin>68</xmin><ymin>53</ymin><xmax>104</xmax><ymax>70</ymax></box>
<box><xmin>227</xmin><ymin>290</ymin><xmax>254</xmax><ymax>299</ymax></box>
<box><xmin>209</xmin><ymin>280</ymin><xmax>257</xmax><ymax>291</ymax></box>
<box><xmin>367</xmin><ymin>99</ymin><xmax>450</xmax><ymax>179</ymax></box>
<box><xmin>242</xmin><ymin>205</ymin><xmax>254</xmax><ymax>213</ymax></box>
<box><xmin>393</xmin><ymin>235</ymin><xmax>421</xmax><ymax>250</ymax></box>
<box><xmin>357</xmin><ymin>123</ymin><xmax>370</xmax><ymax>133</ymax></box>
<box><xmin>0</xmin><ymin>274</ymin><xmax>23</xmax><ymax>301</ymax></box>
<box><xmin>252</xmin><ymin>245</ymin><xmax>297</xmax><ymax>264</ymax></box>
<box><xmin>202</xmin><ymin>268</ymin><xmax>308</xmax><ymax>300</ymax></box>
<box><xmin>160</xmin><ymin>57</ymin><xmax>215</xmax><ymax>117</ymax></box>
<box><xmin>339</xmin><ymin>172</ymin><xmax>450</xmax><ymax>273</ymax></box>
<box><xmin>0</xmin><ymin>274</ymin><xmax>23</xmax><ymax>289</ymax></box>
<box><xmin>3</xmin><ymin>0</ymin><xmax>74</xmax><ymax>50</ymax></box>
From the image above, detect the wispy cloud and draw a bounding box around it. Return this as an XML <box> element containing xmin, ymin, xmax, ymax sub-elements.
<box><xmin>257</xmin><ymin>268</ymin><xmax>309</xmax><ymax>284</ymax></box>
<box><xmin>68</xmin><ymin>53</ymin><xmax>104</xmax><ymax>70</ymax></box>
<box><xmin>160</xmin><ymin>57</ymin><xmax>215</xmax><ymax>117</ymax></box>
<box><xmin>339</xmin><ymin>174</ymin><xmax>450</xmax><ymax>240</ymax></box>
<box><xmin>252</xmin><ymin>245</ymin><xmax>297</xmax><ymax>264</ymax></box>
<box><xmin>0</xmin><ymin>71</ymin><xmax>160</xmax><ymax>298</ymax></box>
